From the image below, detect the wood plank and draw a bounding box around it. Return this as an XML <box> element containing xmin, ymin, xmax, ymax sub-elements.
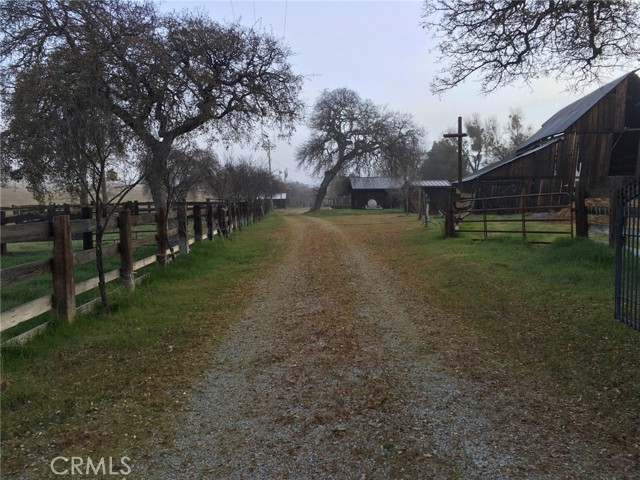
<box><xmin>1</xmin><ymin>258</ymin><xmax>51</xmax><ymax>286</ymax></box>
<box><xmin>73</xmin><ymin>243</ymin><xmax>119</xmax><ymax>266</ymax></box>
<box><xmin>131</xmin><ymin>253</ymin><xmax>158</xmax><ymax>271</ymax></box>
<box><xmin>70</xmin><ymin>219</ymin><xmax>97</xmax><ymax>236</ymax></box>
<box><xmin>131</xmin><ymin>235</ymin><xmax>156</xmax><ymax>248</ymax></box>
<box><xmin>1</xmin><ymin>222</ymin><xmax>50</xmax><ymax>243</ymax></box>
<box><xmin>74</xmin><ymin>269</ymin><xmax>120</xmax><ymax>295</ymax></box>
<box><xmin>130</xmin><ymin>213</ymin><xmax>157</xmax><ymax>226</ymax></box>
<box><xmin>76</xmin><ymin>297</ymin><xmax>102</xmax><ymax>315</ymax></box>
<box><xmin>3</xmin><ymin>321</ymin><xmax>49</xmax><ymax>345</ymax></box>
<box><xmin>0</xmin><ymin>295</ymin><xmax>52</xmax><ymax>333</ymax></box>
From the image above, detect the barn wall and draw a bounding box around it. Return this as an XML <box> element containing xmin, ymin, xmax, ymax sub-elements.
<box><xmin>351</xmin><ymin>190</ymin><xmax>391</xmax><ymax>209</ymax></box>
<box><xmin>567</xmin><ymin>77</ymin><xmax>639</xmax><ymax>190</ymax></box>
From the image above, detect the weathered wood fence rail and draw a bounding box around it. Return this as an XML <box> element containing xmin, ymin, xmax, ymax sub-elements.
<box><xmin>1</xmin><ymin>200</ymin><xmax>269</xmax><ymax>343</ymax></box>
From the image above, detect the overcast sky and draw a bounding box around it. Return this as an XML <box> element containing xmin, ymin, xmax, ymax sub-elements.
<box><xmin>162</xmin><ymin>0</ymin><xmax>633</xmax><ymax>185</ymax></box>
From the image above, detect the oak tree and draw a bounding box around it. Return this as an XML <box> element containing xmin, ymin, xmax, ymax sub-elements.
<box><xmin>422</xmin><ymin>0</ymin><xmax>640</xmax><ymax>93</ymax></box>
<box><xmin>1</xmin><ymin>0</ymin><xmax>304</xmax><ymax>209</ymax></box>
<box><xmin>297</xmin><ymin>88</ymin><xmax>425</xmax><ymax>210</ymax></box>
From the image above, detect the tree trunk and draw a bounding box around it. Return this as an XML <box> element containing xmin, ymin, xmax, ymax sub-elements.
<box><xmin>145</xmin><ymin>139</ymin><xmax>173</xmax><ymax>209</ymax></box>
<box><xmin>145</xmin><ymin>140</ymin><xmax>172</xmax><ymax>254</ymax></box>
<box><xmin>311</xmin><ymin>167</ymin><xmax>340</xmax><ymax>211</ymax></box>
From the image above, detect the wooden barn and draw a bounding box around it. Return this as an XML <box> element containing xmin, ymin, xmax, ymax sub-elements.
<box><xmin>459</xmin><ymin>70</ymin><xmax>640</xmax><ymax>204</ymax></box>
<box><xmin>407</xmin><ymin>180</ymin><xmax>451</xmax><ymax>213</ymax></box>
<box><xmin>349</xmin><ymin>177</ymin><xmax>403</xmax><ymax>209</ymax></box>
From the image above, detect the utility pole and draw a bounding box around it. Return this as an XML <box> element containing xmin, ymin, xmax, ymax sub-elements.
<box><xmin>262</xmin><ymin>132</ymin><xmax>275</xmax><ymax>210</ymax></box>
<box><xmin>262</xmin><ymin>133</ymin><xmax>275</xmax><ymax>174</ymax></box>
<box><xmin>443</xmin><ymin>116</ymin><xmax>468</xmax><ymax>237</ymax></box>
<box><xmin>443</xmin><ymin>116</ymin><xmax>468</xmax><ymax>193</ymax></box>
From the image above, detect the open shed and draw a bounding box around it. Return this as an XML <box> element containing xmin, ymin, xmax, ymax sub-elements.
<box><xmin>349</xmin><ymin>177</ymin><xmax>403</xmax><ymax>209</ymax></box>
<box><xmin>407</xmin><ymin>180</ymin><xmax>451</xmax><ymax>213</ymax></box>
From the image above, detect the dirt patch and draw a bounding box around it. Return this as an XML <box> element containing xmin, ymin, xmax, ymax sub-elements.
<box><xmin>138</xmin><ymin>212</ymin><xmax>635</xmax><ymax>478</ymax></box>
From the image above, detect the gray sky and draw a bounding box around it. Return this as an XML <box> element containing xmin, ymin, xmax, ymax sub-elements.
<box><xmin>162</xmin><ymin>0</ymin><xmax>633</xmax><ymax>185</ymax></box>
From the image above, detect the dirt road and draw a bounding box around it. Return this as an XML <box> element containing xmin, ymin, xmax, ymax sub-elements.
<box><xmin>141</xmin><ymin>212</ymin><xmax>634</xmax><ymax>479</ymax></box>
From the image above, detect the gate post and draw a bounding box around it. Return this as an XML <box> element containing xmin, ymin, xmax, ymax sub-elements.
<box><xmin>575</xmin><ymin>182</ymin><xmax>588</xmax><ymax>237</ymax></box>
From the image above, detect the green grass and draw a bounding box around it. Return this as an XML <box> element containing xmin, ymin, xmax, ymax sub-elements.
<box><xmin>0</xmin><ymin>213</ymin><xmax>286</xmax><ymax>477</ymax></box>
<box><xmin>305</xmin><ymin>207</ymin><xmax>405</xmax><ymax>216</ymax></box>
<box><xmin>405</xmin><ymin>225</ymin><xmax>640</xmax><ymax>427</ymax></box>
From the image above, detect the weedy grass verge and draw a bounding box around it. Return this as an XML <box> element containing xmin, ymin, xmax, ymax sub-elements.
<box><xmin>0</xmin><ymin>213</ymin><xmax>287</xmax><ymax>478</ymax></box>
<box><xmin>337</xmin><ymin>212</ymin><xmax>640</xmax><ymax>456</ymax></box>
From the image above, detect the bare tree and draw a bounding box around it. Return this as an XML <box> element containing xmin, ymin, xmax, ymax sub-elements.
<box><xmin>464</xmin><ymin>110</ymin><xmax>534</xmax><ymax>171</ymax></box>
<box><xmin>2</xmin><ymin>46</ymin><xmax>142</xmax><ymax>310</ymax></box>
<box><xmin>418</xmin><ymin>138</ymin><xmax>465</xmax><ymax>181</ymax></box>
<box><xmin>297</xmin><ymin>88</ymin><xmax>426</xmax><ymax>210</ymax></box>
<box><xmin>422</xmin><ymin>0</ymin><xmax>640</xmax><ymax>94</ymax></box>
<box><xmin>1</xmin><ymin>0</ymin><xmax>304</xmax><ymax>210</ymax></box>
<box><xmin>204</xmin><ymin>155</ymin><xmax>282</xmax><ymax>212</ymax></box>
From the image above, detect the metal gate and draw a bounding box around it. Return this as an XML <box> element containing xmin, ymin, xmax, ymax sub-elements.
<box><xmin>615</xmin><ymin>178</ymin><xmax>640</xmax><ymax>331</ymax></box>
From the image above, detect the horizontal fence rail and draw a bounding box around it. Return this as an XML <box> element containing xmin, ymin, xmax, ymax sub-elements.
<box><xmin>0</xmin><ymin>199</ymin><xmax>269</xmax><ymax>344</ymax></box>
<box><xmin>454</xmin><ymin>192</ymin><xmax>573</xmax><ymax>242</ymax></box>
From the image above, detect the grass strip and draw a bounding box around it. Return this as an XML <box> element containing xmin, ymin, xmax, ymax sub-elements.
<box><xmin>0</xmin><ymin>213</ymin><xmax>287</xmax><ymax>478</ymax></box>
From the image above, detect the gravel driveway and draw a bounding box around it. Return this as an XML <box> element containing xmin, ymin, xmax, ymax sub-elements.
<box><xmin>140</xmin><ymin>213</ymin><xmax>636</xmax><ymax>479</ymax></box>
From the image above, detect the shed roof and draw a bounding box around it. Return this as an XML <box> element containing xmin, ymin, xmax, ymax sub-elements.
<box><xmin>408</xmin><ymin>180</ymin><xmax>451</xmax><ymax>188</ymax></box>
<box><xmin>517</xmin><ymin>71</ymin><xmax>637</xmax><ymax>154</ymax></box>
<box><xmin>350</xmin><ymin>177</ymin><xmax>404</xmax><ymax>190</ymax></box>
<box><xmin>459</xmin><ymin>137</ymin><xmax>562</xmax><ymax>184</ymax></box>
<box><xmin>273</xmin><ymin>193</ymin><xmax>287</xmax><ymax>200</ymax></box>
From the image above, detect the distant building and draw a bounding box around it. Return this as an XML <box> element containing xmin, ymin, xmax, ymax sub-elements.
<box><xmin>272</xmin><ymin>193</ymin><xmax>287</xmax><ymax>209</ymax></box>
<box><xmin>349</xmin><ymin>177</ymin><xmax>404</xmax><ymax>209</ymax></box>
<box><xmin>406</xmin><ymin>180</ymin><xmax>451</xmax><ymax>213</ymax></box>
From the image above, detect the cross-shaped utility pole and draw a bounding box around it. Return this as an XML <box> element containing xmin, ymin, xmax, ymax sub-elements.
<box><xmin>443</xmin><ymin>116</ymin><xmax>467</xmax><ymax>193</ymax></box>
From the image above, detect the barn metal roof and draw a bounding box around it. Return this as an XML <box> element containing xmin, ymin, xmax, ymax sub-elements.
<box><xmin>458</xmin><ymin>137</ymin><xmax>562</xmax><ymax>184</ymax></box>
<box><xmin>350</xmin><ymin>177</ymin><xmax>404</xmax><ymax>190</ymax></box>
<box><xmin>408</xmin><ymin>180</ymin><xmax>451</xmax><ymax>188</ymax></box>
<box><xmin>517</xmin><ymin>71</ymin><xmax>636</xmax><ymax>154</ymax></box>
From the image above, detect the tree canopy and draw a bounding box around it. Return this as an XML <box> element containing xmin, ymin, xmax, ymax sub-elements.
<box><xmin>1</xmin><ymin>0</ymin><xmax>304</xmax><ymax>207</ymax></box>
<box><xmin>297</xmin><ymin>88</ymin><xmax>425</xmax><ymax>210</ymax></box>
<box><xmin>422</xmin><ymin>0</ymin><xmax>640</xmax><ymax>93</ymax></box>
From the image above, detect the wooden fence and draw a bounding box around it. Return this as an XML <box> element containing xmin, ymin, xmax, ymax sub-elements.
<box><xmin>0</xmin><ymin>199</ymin><xmax>268</xmax><ymax>344</ymax></box>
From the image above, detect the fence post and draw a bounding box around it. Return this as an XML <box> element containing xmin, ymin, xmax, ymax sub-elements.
<box><xmin>216</xmin><ymin>204</ymin><xmax>227</xmax><ymax>237</ymax></box>
<box><xmin>119</xmin><ymin>209</ymin><xmax>135</xmax><ymax>292</ymax></box>
<box><xmin>81</xmin><ymin>206</ymin><xmax>94</xmax><ymax>250</ymax></box>
<box><xmin>52</xmin><ymin>215</ymin><xmax>76</xmax><ymax>322</ymax></box>
<box><xmin>520</xmin><ymin>192</ymin><xmax>526</xmax><ymax>240</ymax></box>
<box><xmin>206</xmin><ymin>204</ymin><xmax>214</xmax><ymax>240</ymax></box>
<box><xmin>177</xmin><ymin>199</ymin><xmax>190</xmax><ymax>254</ymax></box>
<box><xmin>1</xmin><ymin>211</ymin><xmax>6</xmax><ymax>255</ymax></box>
<box><xmin>444</xmin><ymin>187</ymin><xmax>456</xmax><ymax>238</ymax></box>
<box><xmin>156</xmin><ymin>207</ymin><xmax>168</xmax><ymax>266</ymax></box>
<box><xmin>575</xmin><ymin>182</ymin><xmax>588</xmax><ymax>237</ymax></box>
<box><xmin>193</xmin><ymin>204</ymin><xmax>203</xmax><ymax>243</ymax></box>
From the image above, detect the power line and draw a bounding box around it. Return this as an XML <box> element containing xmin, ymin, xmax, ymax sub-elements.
<box><xmin>283</xmin><ymin>0</ymin><xmax>288</xmax><ymax>39</ymax></box>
